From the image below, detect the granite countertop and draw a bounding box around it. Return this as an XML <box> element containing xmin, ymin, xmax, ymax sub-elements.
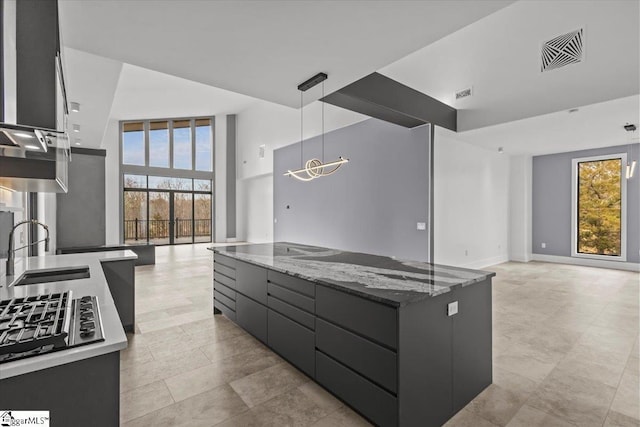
<box><xmin>0</xmin><ymin>250</ymin><xmax>137</xmax><ymax>379</ymax></box>
<box><xmin>208</xmin><ymin>242</ymin><xmax>495</xmax><ymax>306</ymax></box>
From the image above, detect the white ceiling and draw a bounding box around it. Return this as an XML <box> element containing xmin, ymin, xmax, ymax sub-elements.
<box><xmin>456</xmin><ymin>95</ymin><xmax>640</xmax><ymax>156</ymax></box>
<box><xmin>58</xmin><ymin>0</ymin><xmax>514</xmax><ymax>108</ymax></box>
<box><xmin>380</xmin><ymin>0</ymin><xmax>640</xmax><ymax>131</ymax></box>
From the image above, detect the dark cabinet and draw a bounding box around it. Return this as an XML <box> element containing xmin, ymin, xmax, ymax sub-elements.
<box><xmin>100</xmin><ymin>259</ymin><xmax>135</xmax><ymax>333</ymax></box>
<box><xmin>267</xmin><ymin>309</ymin><xmax>315</xmax><ymax>377</ymax></box>
<box><xmin>235</xmin><ymin>260</ymin><xmax>267</xmax><ymax>304</ymax></box>
<box><xmin>236</xmin><ymin>293</ymin><xmax>267</xmax><ymax>343</ymax></box>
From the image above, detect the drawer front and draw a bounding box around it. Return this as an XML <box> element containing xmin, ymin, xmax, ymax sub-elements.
<box><xmin>235</xmin><ymin>261</ymin><xmax>267</xmax><ymax>305</ymax></box>
<box><xmin>214</xmin><ymin>290</ymin><xmax>236</xmax><ymax>311</ymax></box>
<box><xmin>214</xmin><ymin>262</ymin><xmax>236</xmax><ymax>280</ymax></box>
<box><xmin>214</xmin><ymin>254</ymin><xmax>237</xmax><ymax>269</ymax></box>
<box><xmin>214</xmin><ymin>281</ymin><xmax>236</xmax><ymax>300</ymax></box>
<box><xmin>316</xmin><ymin>351</ymin><xmax>397</xmax><ymax>427</ymax></box>
<box><xmin>267</xmin><ymin>270</ymin><xmax>315</xmax><ymax>298</ymax></box>
<box><xmin>316</xmin><ymin>286</ymin><xmax>397</xmax><ymax>349</ymax></box>
<box><xmin>214</xmin><ymin>271</ymin><xmax>236</xmax><ymax>290</ymax></box>
<box><xmin>268</xmin><ymin>295</ymin><xmax>315</xmax><ymax>330</ymax></box>
<box><xmin>267</xmin><ymin>282</ymin><xmax>314</xmax><ymax>313</ymax></box>
<box><xmin>214</xmin><ymin>299</ymin><xmax>236</xmax><ymax>321</ymax></box>
<box><xmin>236</xmin><ymin>293</ymin><xmax>267</xmax><ymax>343</ymax></box>
<box><xmin>316</xmin><ymin>318</ymin><xmax>397</xmax><ymax>393</ymax></box>
<box><xmin>268</xmin><ymin>310</ymin><xmax>315</xmax><ymax>377</ymax></box>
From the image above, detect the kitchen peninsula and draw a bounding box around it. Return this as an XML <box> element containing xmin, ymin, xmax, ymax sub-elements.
<box><xmin>209</xmin><ymin>242</ymin><xmax>495</xmax><ymax>427</ymax></box>
<box><xmin>0</xmin><ymin>251</ymin><xmax>137</xmax><ymax>427</ymax></box>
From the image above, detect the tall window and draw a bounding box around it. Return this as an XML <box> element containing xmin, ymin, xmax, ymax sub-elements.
<box><xmin>120</xmin><ymin>116</ymin><xmax>214</xmax><ymax>245</ymax></box>
<box><xmin>572</xmin><ymin>154</ymin><xmax>627</xmax><ymax>260</ymax></box>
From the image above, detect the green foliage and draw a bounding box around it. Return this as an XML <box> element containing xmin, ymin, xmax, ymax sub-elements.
<box><xmin>577</xmin><ymin>159</ymin><xmax>621</xmax><ymax>256</ymax></box>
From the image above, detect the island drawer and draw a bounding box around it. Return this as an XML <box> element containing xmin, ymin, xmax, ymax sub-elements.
<box><xmin>268</xmin><ymin>295</ymin><xmax>315</xmax><ymax>330</ymax></box>
<box><xmin>268</xmin><ymin>310</ymin><xmax>315</xmax><ymax>377</ymax></box>
<box><xmin>316</xmin><ymin>285</ymin><xmax>397</xmax><ymax>350</ymax></box>
<box><xmin>214</xmin><ymin>262</ymin><xmax>236</xmax><ymax>280</ymax></box>
<box><xmin>316</xmin><ymin>351</ymin><xmax>397</xmax><ymax>427</ymax></box>
<box><xmin>214</xmin><ymin>298</ymin><xmax>236</xmax><ymax>321</ymax></box>
<box><xmin>236</xmin><ymin>293</ymin><xmax>267</xmax><ymax>343</ymax></box>
<box><xmin>316</xmin><ymin>318</ymin><xmax>397</xmax><ymax>393</ymax></box>
<box><xmin>214</xmin><ymin>254</ymin><xmax>237</xmax><ymax>269</ymax></box>
<box><xmin>214</xmin><ymin>290</ymin><xmax>235</xmax><ymax>311</ymax></box>
<box><xmin>267</xmin><ymin>270</ymin><xmax>315</xmax><ymax>298</ymax></box>
<box><xmin>214</xmin><ymin>272</ymin><xmax>236</xmax><ymax>290</ymax></box>
<box><xmin>267</xmin><ymin>282</ymin><xmax>314</xmax><ymax>313</ymax></box>
<box><xmin>235</xmin><ymin>261</ymin><xmax>267</xmax><ymax>305</ymax></box>
<box><xmin>214</xmin><ymin>281</ymin><xmax>235</xmax><ymax>300</ymax></box>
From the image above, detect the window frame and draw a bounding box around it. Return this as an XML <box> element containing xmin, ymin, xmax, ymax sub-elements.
<box><xmin>571</xmin><ymin>153</ymin><xmax>627</xmax><ymax>261</ymax></box>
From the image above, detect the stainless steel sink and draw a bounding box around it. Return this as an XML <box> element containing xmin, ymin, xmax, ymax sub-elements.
<box><xmin>13</xmin><ymin>265</ymin><xmax>90</xmax><ymax>286</ymax></box>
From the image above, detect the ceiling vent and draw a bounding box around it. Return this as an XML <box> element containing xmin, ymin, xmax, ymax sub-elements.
<box><xmin>455</xmin><ymin>87</ymin><xmax>473</xmax><ymax>100</ymax></box>
<box><xmin>541</xmin><ymin>28</ymin><xmax>584</xmax><ymax>72</ymax></box>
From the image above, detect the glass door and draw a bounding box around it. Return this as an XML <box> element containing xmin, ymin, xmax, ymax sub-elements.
<box><xmin>148</xmin><ymin>191</ymin><xmax>170</xmax><ymax>245</ymax></box>
<box><xmin>173</xmin><ymin>192</ymin><xmax>193</xmax><ymax>244</ymax></box>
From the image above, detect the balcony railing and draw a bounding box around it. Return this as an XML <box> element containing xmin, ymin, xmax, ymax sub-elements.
<box><xmin>124</xmin><ymin>218</ymin><xmax>211</xmax><ymax>241</ymax></box>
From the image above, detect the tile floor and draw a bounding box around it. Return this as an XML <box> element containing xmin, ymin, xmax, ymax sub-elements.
<box><xmin>120</xmin><ymin>244</ymin><xmax>639</xmax><ymax>426</ymax></box>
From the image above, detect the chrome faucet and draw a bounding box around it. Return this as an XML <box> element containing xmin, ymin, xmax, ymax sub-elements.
<box><xmin>6</xmin><ymin>220</ymin><xmax>49</xmax><ymax>276</ymax></box>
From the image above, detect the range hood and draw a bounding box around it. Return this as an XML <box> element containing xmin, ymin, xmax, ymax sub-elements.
<box><xmin>0</xmin><ymin>122</ymin><xmax>70</xmax><ymax>193</ymax></box>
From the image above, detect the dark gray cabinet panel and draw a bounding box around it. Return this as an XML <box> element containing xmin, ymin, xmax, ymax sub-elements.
<box><xmin>215</xmin><ymin>254</ymin><xmax>237</xmax><ymax>269</ymax></box>
<box><xmin>316</xmin><ymin>318</ymin><xmax>397</xmax><ymax>393</ymax></box>
<box><xmin>100</xmin><ymin>260</ymin><xmax>135</xmax><ymax>333</ymax></box>
<box><xmin>214</xmin><ymin>262</ymin><xmax>236</xmax><ymax>280</ymax></box>
<box><xmin>268</xmin><ymin>310</ymin><xmax>315</xmax><ymax>377</ymax></box>
<box><xmin>214</xmin><ymin>281</ymin><xmax>235</xmax><ymax>300</ymax></box>
<box><xmin>236</xmin><ymin>293</ymin><xmax>267</xmax><ymax>343</ymax></box>
<box><xmin>316</xmin><ymin>351</ymin><xmax>398</xmax><ymax>427</ymax></box>
<box><xmin>214</xmin><ymin>299</ymin><xmax>236</xmax><ymax>321</ymax></box>
<box><xmin>267</xmin><ymin>270</ymin><xmax>315</xmax><ymax>297</ymax></box>
<box><xmin>235</xmin><ymin>261</ymin><xmax>267</xmax><ymax>305</ymax></box>
<box><xmin>267</xmin><ymin>295</ymin><xmax>315</xmax><ymax>330</ymax></box>
<box><xmin>214</xmin><ymin>290</ymin><xmax>235</xmax><ymax>311</ymax></box>
<box><xmin>267</xmin><ymin>282</ymin><xmax>314</xmax><ymax>313</ymax></box>
<box><xmin>452</xmin><ymin>279</ymin><xmax>492</xmax><ymax>412</ymax></box>
<box><xmin>214</xmin><ymin>272</ymin><xmax>236</xmax><ymax>290</ymax></box>
<box><xmin>316</xmin><ymin>285</ymin><xmax>397</xmax><ymax>349</ymax></box>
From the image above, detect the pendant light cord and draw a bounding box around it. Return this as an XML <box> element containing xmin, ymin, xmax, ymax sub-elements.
<box><xmin>300</xmin><ymin>90</ymin><xmax>303</xmax><ymax>168</ymax></box>
<box><xmin>322</xmin><ymin>81</ymin><xmax>325</xmax><ymax>162</ymax></box>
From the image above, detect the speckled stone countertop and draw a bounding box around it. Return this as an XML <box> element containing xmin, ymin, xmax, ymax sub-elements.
<box><xmin>208</xmin><ymin>242</ymin><xmax>495</xmax><ymax>306</ymax></box>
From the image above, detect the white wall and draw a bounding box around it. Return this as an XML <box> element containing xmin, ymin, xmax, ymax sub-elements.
<box><xmin>434</xmin><ymin>126</ymin><xmax>510</xmax><ymax>269</ymax></box>
<box><xmin>508</xmin><ymin>155</ymin><xmax>532</xmax><ymax>262</ymax></box>
<box><xmin>235</xmin><ymin>99</ymin><xmax>366</xmax><ymax>242</ymax></box>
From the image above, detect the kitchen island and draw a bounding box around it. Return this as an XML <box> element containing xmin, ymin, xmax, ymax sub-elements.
<box><xmin>0</xmin><ymin>251</ymin><xmax>136</xmax><ymax>427</ymax></box>
<box><xmin>209</xmin><ymin>242</ymin><xmax>495</xmax><ymax>427</ymax></box>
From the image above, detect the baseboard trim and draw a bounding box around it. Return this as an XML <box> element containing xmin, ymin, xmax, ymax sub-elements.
<box><xmin>531</xmin><ymin>253</ymin><xmax>640</xmax><ymax>272</ymax></box>
<box><xmin>461</xmin><ymin>255</ymin><xmax>510</xmax><ymax>270</ymax></box>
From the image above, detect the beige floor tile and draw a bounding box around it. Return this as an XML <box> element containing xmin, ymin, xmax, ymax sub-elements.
<box><xmin>311</xmin><ymin>406</ymin><xmax>373</xmax><ymax>427</ymax></box>
<box><xmin>165</xmin><ymin>348</ymin><xmax>281</xmax><ymax>402</ymax></box>
<box><xmin>527</xmin><ymin>369</ymin><xmax>616</xmax><ymax>426</ymax></box>
<box><xmin>553</xmin><ymin>355</ymin><xmax>625</xmax><ymax>388</ymax></box>
<box><xmin>216</xmin><ymin>388</ymin><xmax>329</xmax><ymax>427</ymax></box>
<box><xmin>230</xmin><ymin>362</ymin><xmax>309</xmax><ymax>408</ymax></box>
<box><xmin>604</xmin><ymin>410</ymin><xmax>640</xmax><ymax>427</ymax></box>
<box><xmin>506</xmin><ymin>404</ymin><xmax>574</xmax><ymax>427</ymax></box>
<box><xmin>443</xmin><ymin>408</ymin><xmax>499</xmax><ymax>427</ymax></box>
<box><xmin>120</xmin><ymin>380</ymin><xmax>175</xmax><ymax>423</ymax></box>
<box><xmin>122</xmin><ymin>384</ymin><xmax>248</xmax><ymax>427</ymax></box>
<box><xmin>200</xmin><ymin>333</ymin><xmax>267</xmax><ymax>362</ymax></box>
<box><xmin>298</xmin><ymin>381</ymin><xmax>344</xmax><ymax>412</ymax></box>
<box><xmin>610</xmin><ymin>371</ymin><xmax>640</xmax><ymax>420</ymax></box>
<box><xmin>467</xmin><ymin>383</ymin><xmax>530</xmax><ymax>426</ymax></box>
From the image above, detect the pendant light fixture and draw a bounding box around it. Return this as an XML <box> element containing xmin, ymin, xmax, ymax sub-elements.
<box><xmin>284</xmin><ymin>73</ymin><xmax>349</xmax><ymax>181</ymax></box>
<box><xmin>624</xmin><ymin>123</ymin><xmax>637</xmax><ymax>179</ymax></box>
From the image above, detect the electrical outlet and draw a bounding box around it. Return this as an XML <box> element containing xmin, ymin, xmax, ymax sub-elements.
<box><xmin>416</xmin><ymin>222</ymin><xmax>426</xmax><ymax>231</ymax></box>
<box><xmin>447</xmin><ymin>301</ymin><xmax>459</xmax><ymax>316</ymax></box>
<box><xmin>541</xmin><ymin>242</ymin><xmax>546</xmax><ymax>249</ymax></box>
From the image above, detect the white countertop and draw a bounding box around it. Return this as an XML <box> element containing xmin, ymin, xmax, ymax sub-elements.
<box><xmin>0</xmin><ymin>251</ymin><xmax>137</xmax><ymax>379</ymax></box>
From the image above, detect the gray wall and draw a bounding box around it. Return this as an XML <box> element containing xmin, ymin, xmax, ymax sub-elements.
<box><xmin>274</xmin><ymin>118</ymin><xmax>430</xmax><ymax>262</ymax></box>
<box><xmin>57</xmin><ymin>148</ymin><xmax>106</xmax><ymax>248</ymax></box>
<box><xmin>532</xmin><ymin>143</ymin><xmax>639</xmax><ymax>263</ymax></box>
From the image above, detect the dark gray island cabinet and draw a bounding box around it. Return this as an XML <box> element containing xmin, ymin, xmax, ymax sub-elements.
<box><xmin>210</xmin><ymin>243</ymin><xmax>495</xmax><ymax>427</ymax></box>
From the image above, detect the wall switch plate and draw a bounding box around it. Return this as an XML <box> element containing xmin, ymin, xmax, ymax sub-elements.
<box><xmin>541</xmin><ymin>242</ymin><xmax>546</xmax><ymax>248</ymax></box>
<box><xmin>259</xmin><ymin>144</ymin><xmax>266</xmax><ymax>159</ymax></box>
<box><xmin>448</xmin><ymin>301</ymin><xmax>458</xmax><ymax>316</ymax></box>
<box><xmin>417</xmin><ymin>222</ymin><xmax>426</xmax><ymax>230</ymax></box>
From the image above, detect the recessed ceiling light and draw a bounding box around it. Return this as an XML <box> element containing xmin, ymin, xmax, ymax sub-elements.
<box><xmin>14</xmin><ymin>132</ymin><xmax>34</xmax><ymax>139</ymax></box>
<box><xmin>25</xmin><ymin>144</ymin><xmax>40</xmax><ymax>150</ymax></box>
<box><xmin>498</xmin><ymin>147</ymin><xmax>504</xmax><ymax>154</ymax></box>
<box><xmin>75</xmin><ymin>142</ymin><xmax>81</xmax><ymax>146</ymax></box>
<box><xmin>72</xmin><ymin>124</ymin><xmax>80</xmax><ymax>133</ymax></box>
<box><xmin>70</xmin><ymin>102</ymin><xmax>80</xmax><ymax>112</ymax></box>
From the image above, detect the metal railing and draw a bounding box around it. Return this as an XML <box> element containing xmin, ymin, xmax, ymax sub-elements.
<box><xmin>124</xmin><ymin>218</ymin><xmax>211</xmax><ymax>241</ymax></box>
